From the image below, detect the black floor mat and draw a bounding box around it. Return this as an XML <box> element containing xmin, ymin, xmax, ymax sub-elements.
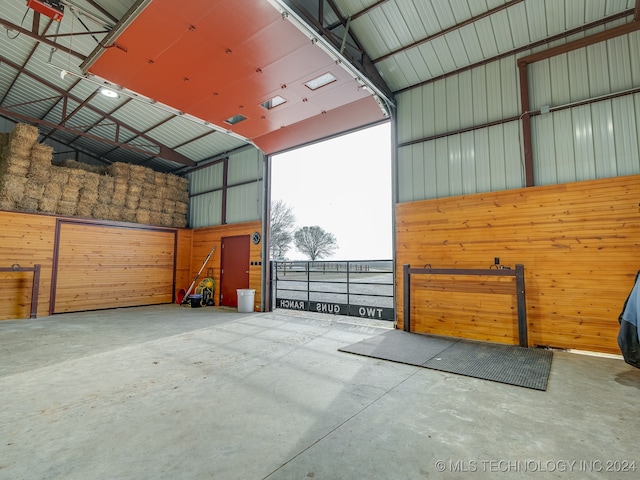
<box><xmin>339</xmin><ymin>330</ymin><xmax>553</xmax><ymax>391</ymax></box>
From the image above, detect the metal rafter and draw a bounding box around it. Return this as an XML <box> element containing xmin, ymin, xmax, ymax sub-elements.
<box><xmin>0</xmin><ymin>53</ymin><xmax>195</xmax><ymax>166</ymax></box>
<box><xmin>372</xmin><ymin>0</ymin><xmax>525</xmax><ymax>63</ymax></box>
<box><xmin>0</xmin><ymin>16</ymin><xmax>85</xmax><ymax>59</ymax></box>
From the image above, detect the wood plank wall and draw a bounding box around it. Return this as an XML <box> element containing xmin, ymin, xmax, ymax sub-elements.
<box><xmin>52</xmin><ymin>220</ymin><xmax>177</xmax><ymax>313</ymax></box>
<box><xmin>396</xmin><ymin>174</ymin><xmax>640</xmax><ymax>354</ymax></box>
<box><xmin>190</xmin><ymin>221</ymin><xmax>263</xmax><ymax>310</ymax></box>
<box><xmin>0</xmin><ymin>212</ymin><xmax>56</xmax><ymax>320</ymax></box>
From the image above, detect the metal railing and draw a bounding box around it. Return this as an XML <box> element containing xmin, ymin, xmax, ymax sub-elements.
<box><xmin>271</xmin><ymin>260</ymin><xmax>395</xmax><ymax>321</ymax></box>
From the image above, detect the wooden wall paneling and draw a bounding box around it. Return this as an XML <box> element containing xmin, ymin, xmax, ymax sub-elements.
<box><xmin>0</xmin><ymin>212</ymin><xmax>56</xmax><ymax>320</ymax></box>
<box><xmin>396</xmin><ymin>174</ymin><xmax>640</xmax><ymax>354</ymax></box>
<box><xmin>174</xmin><ymin>228</ymin><xmax>193</xmax><ymax>299</ymax></box>
<box><xmin>191</xmin><ymin>221</ymin><xmax>262</xmax><ymax>310</ymax></box>
<box><xmin>52</xmin><ymin>220</ymin><xmax>177</xmax><ymax>313</ymax></box>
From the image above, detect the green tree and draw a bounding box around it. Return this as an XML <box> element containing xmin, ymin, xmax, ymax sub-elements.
<box><xmin>294</xmin><ymin>226</ymin><xmax>337</xmax><ymax>261</ymax></box>
<box><xmin>270</xmin><ymin>200</ymin><xmax>296</xmax><ymax>260</ymax></box>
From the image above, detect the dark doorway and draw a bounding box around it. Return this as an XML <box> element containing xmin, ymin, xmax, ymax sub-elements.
<box><xmin>220</xmin><ymin>235</ymin><xmax>250</xmax><ymax>307</ymax></box>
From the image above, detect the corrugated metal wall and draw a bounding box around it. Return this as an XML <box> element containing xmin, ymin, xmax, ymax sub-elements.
<box><xmin>188</xmin><ymin>147</ymin><xmax>263</xmax><ymax>228</ymax></box>
<box><xmin>396</xmin><ymin>29</ymin><xmax>640</xmax><ymax>202</ymax></box>
<box><xmin>396</xmin><ymin>55</ymin><xmax>524</xmax><ymax>201</ymax></box>
<box><xmin>529</xmin><ymin>30</ymin><xmax>640</xmax><ymax>186</ymax></box>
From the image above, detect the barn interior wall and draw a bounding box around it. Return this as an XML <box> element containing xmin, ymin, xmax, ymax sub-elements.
<box><xmin>395</xmin><ymin>174</ymin><xmax>640</xmax><ymax>354</ymax></box>
<box><xmin>189</xmin><ymin>148</ymin><xmax>264</xmax><ymax>228</ymax></box>
<box><xmin>190</xmin><ymin>221</ymin><xmax>264</xmax><ymax>311</ymax></box>
<box><xmin>396</xmin><ymin>29</ymin><xmax>640</xmax><ymax>202</ymax></box>
<box><xmin>0</xmin><ymin>211</ymin><xmax>190</xmax><ymax>320</ymax></box>
<box><xmin>0</xmin><ymin>209</ymin><xmax>264</xmax><ymax>320</ymax></box>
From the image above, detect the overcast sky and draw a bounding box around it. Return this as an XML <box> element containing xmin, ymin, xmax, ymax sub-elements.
<box><xmin>271</xmin><ymin>122</ymin><xmax>392</xmax><ymax>261</ymax></box>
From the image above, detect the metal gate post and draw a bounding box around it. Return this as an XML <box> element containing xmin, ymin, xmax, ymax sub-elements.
<box><xmin>515</xmin><ymin>264</ymin><xmax>528</xmax><ymax>347</ymax></box>
<box><xmin>403</xmin><ymin>264</ymin><xmax>411</xmax><ymax>332</ymax></box>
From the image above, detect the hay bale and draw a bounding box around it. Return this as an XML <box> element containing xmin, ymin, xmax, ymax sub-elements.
<box><xmin>161</xmin><ymin>199</ymin><xmax>175</xmax><ymax>214</ymax></box>
<box><xmin>136</xmin><ymin>209</ymin><xmax>151</xmax><ymax>225</ymax></box>
<box><xmin>128</xmin><ymin>164</ymin><xmax>148</xmax><ymax>183</ymax></box>
<box><xmin>30</xmin><ymin>143</ymin><xmax>53</xmax><ymax>167</ymax></box>
<box><xmin>56</xmin><ymin>200</ymin><xmax>77</xmax><ymax>217</ymax></box>
<box><xmin>18</xmin><ymin>196</ymin><xmax>39</xmax><ymax>213</ymax></box>
<box><xmin>138</xmin><ymin>197</ymin><xmax>153</xmax><ymax>211</ymax></box>
<box><xmin>58</xmin><ymin>159</ymin><xmax>107</xmax><ymax>175</ymax></box>
<box><xmin>39</xmin><ymin>195</ymin><xmax>58</xmax><ymax>213</ymax></box>
<box><xmin>28</xmin><ymin>144</ymin><xmax>53</xmax><ymax>184</ymax></box>
<box><xmin>6</xmin><ymin>155</ymin><xmax>30</xmax><ymax>176</ymax></box>
<box><xmin>92</xmin><ymin>204</ymin><xmax>111</xmax><ymax>220</ymax></box>
<box><xmin>174</xmin><ymin>201</ymin><xmax>188</xmax><ymax>215</ymax></box>
<box><xmin>23</xmin><ymin>182</ymin><xmax>45</xmax><ymax>201</ymax></box>
<box><xmin>49</xmin><ymin>167</ymin><xmax>69</xmax><ymax>185</ymax></box>
<box><xmin>97</xmin><ymin>175</ymin><xmax>115</xmax><ymax>204</ymax></box>
<box><xmin>7</xmin><ymin>124</ymin><xmax>39</xmax><ymax>157</ymax></box>
<box><xmin>172</xmin><ymin>213</ymin><xmax>187</xmax><ymax>228</ymax></box>
<box><xmin>148</xmin><ymin>211</ymin><xmax>164</xmax><ymax>225</ymax></box>
<box><xmin>75</xmin><ymin>202</ymin><xmax>94</xmax><ymax>218</ymax></box>
<box><xmin>153</xmin><ymin>186</ymin><xmax>167</xmax><ymax>200</ymax></box>
<box><xmin>1</xmin><ymin>175</ymin><xmax>28</xmax><ymax>203</ymax></box>
<box><xmin>158</xmin><ymin>213</ymin><xmax>172</xmax><ymax>226</ymax></box>
<box><xmin>0</xmin><ymin>197</ymin><xmax>15</xmax><ymax>211</ymax></box>
<box><xmin>107</xmin><ymin>162</ymin><xmax>132</xmax><ymax>179</ymax></box>
<box><xmin>153</xmin><ymin>172</ymin><xmax>167</xmax><ymax>186</ymax></box>
<box><xmin>39</xmin><ymin>180</ymin><xmax>62</xmax><ymax>213</ymax></box>
<box><xmin>61</xmin><ymin>179</ymin><xmax>81</xmax><ymax>202</ymax></box>
<box><xmin>121</xmin><ymin>209</ymin><xmax>137</xmax><ymax>223</ymax></box>
<box><xmin>111</xmin><ymin>178</ymin><xmax>128</xmax><ymax>206</ymax></box>
<box><xmin>9</xmin><ymin>123</ymin><xmax>39</xmax><ymax>146</ymax></box>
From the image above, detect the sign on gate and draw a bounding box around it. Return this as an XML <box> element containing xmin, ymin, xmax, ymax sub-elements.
<box><xmin>273</xmin><ymin>260</ymin><xmax>395</xmax><ymax>322</ymax></box>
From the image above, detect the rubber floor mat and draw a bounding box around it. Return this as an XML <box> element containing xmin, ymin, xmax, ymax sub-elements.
<box><xmin>338</xmin><ymin>330</ymin><xmax>455</xmax><ymax>366</ymax></box>
<box><xmin>339</xmin><ymin>330</ymin><xmax>553</xmax><ymax>391</ymax></box>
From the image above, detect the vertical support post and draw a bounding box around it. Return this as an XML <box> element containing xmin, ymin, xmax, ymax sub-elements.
<box><xmin>403</xmin><ymin>264</ymin><xmax>411</xmax><ymax>332</ymax></box>
<box><xmin>518</xmin><ymin>62</ymin><xmax>535</xmax><ymax>187</ymax></box>
<box><xmin>346</xmin><ymin>261</ymin><xmax>351</xmax><ymax>311</ymax></box>
<box><xmin>306</xmin><ymin>261</ymin><xmax>310</xmax><ymax>303</ymax></box>
<box><xmin>515</xmin><ymin>264</ymin><xmax>528</xmax><ymax>347</ymax></box>
<box><xmin>30</xmin><ymin>264</ymin><xmax>41</xmax><ymax>319</ymax></box>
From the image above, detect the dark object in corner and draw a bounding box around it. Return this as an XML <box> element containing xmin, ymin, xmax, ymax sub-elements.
<box><xmin>618</xmin><ymin>271</ymin><xmax>640</xmax><ymax>369</ymax></box>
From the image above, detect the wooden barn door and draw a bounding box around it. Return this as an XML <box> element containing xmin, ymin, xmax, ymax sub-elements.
<box><xmin>51</xmin><ymin>220</ymin><xmax>176</xmax><ymax>313</ymax></box>
<box><xmin>220</xmin><ymin>235</ymin><xmax>250</xmax><ymax>307</ymax></box>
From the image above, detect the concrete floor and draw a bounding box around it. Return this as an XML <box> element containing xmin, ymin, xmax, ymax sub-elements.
<box><xmin>1</xmin><ymin>305</ymin><xmax>639</xmax><ymax>480</ymax></box>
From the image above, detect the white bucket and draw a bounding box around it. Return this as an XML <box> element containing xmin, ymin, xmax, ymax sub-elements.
<box><xmin>237</xmin><ymin>289</ymin><xmax>256</xmax><ymax>313</ymax></box>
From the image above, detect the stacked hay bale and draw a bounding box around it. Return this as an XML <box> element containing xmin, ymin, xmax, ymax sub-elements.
<box><xmin>0</xmin><ymin>123</ymin><xmax>190</xmax><ymax>228</ymax></box>
<box><xmin>0</xmin><ymin>124</ymin><xmax>41</xmax><ymax>211</ymax></box>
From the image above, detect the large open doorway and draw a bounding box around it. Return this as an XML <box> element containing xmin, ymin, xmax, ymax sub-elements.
<box><xmin>270</xmin><ymin>122</ymin><xmax>392</xmax><ymax>263</ymax></box>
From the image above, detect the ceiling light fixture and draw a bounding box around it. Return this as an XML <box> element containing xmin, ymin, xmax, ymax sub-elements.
<box><xmin>99</xmin><ymin>87</ymin><xmax>119</xmax><ymax>98</ymax></box>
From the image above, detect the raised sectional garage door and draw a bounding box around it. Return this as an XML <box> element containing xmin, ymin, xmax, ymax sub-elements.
<box><xmin>51</xmin><ymin>220</ymin><xmax>176</xmax><ymax>313</ymax></box>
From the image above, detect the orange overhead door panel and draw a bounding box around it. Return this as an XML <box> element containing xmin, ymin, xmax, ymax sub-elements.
<box><xmin>85</xmin><ymin>0</ymin><xmax>386</xmax><ymax>154</ymax></box>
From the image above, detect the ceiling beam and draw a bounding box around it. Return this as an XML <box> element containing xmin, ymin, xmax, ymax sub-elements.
<box><xmin>0</xmin><ymin>17</ymin><xmax>85</xmax><ymax>59</ymax></box>
<box><xmin>395</xmin><ymin>9</ymin><xmax>634</xmax><ymax>94</ymax></box>
<box><xmin>373</xmin><ymin>0</ymin><xmax>525</xmax><ymax>63</ymax></box>
<box><xmin>349</xmin><ymin>0</ymin><xmax>389</xmax><ymax>21</ymax></box>
<box><xmin>518</xmin><ymin>16</ymin><xmax>640</xmax><ymax>66</ymax></box>
<box><xmin>0</xmin><ymin>54</ymin><xmax>195</xmax><ymax>166</ymax></box>
<box><xmin>0</xmin><ymin>105</ymin><xmax>184</xmax><ymax>164</ymax></box>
